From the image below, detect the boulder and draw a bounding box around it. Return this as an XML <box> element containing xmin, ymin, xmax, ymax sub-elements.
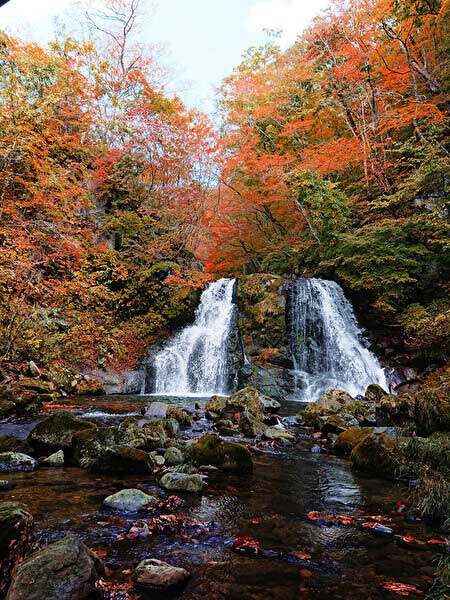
<box><xmin>28</xmin><ymin>412</ymin><xmax>96</xmax><ymax>453</ymax></box>
<box><xmin>263</xmin><ymin>427</ymin><xmax>295</xmax><ymax>442</ymax></box>
<box><xmin>0</xmin><ymin>502</ymin><xmax>34</xmax><ymax>596</ymax></box>
<box><xmin>316</xmin><ymin>389</ymin><xmax>353</xmax><ymax>411</ymax></box>
<box><xmin>365</xmin><ymin>383</ymin><xmax>388</xmax><ymax>403</ymax></box>
<box><xmin>320</xmin><ymin>413</ymin><xmax>359</xmax><ymax>436</ymax></box>
<box><xmin>141</xmin><ymin>420</ymin><xmax>168</xmax><ymax>449</ymax></box>
<box><xmin>260</xmin><ymin>395</ymin><xmax>281</xmax><ymax>413</ymax></box>
<box><xmin>6</xmin><ymin>535</ymin><xmax>102</xmax><ymax>600</ymax></box>
<box><xmin>191</xmin><ymin>434</ymin><xmax>253</xmax><ymax>473</ymax></box>
<box><xmin>72</xmin><ymin>426</ymin><xmax>155</xmax><ymax>473</ymax></box>
<box><xmin>205</xmin><ymin>395</ymin><xmax>228</xmax><ymax>415</ymax></box>
<box><xmin>334</xmin><ymin>427</ymin><xmax>373</xmax><ymax>454</ymax></box>
<box><xmin>238</xmin><ymin>411</ymin><xmax>266</xmax><ymax>438</ymax></box>
<box><xmin>350</xmin><ymin>432</ymin><xmax>401</xmax><ymax>477</ymax></box>
<box><xmin>159</xmin><ymin>472</ymin><xmax>204</xmax><ymax>493</ymax></box>
<box><xmin>226</xmin><ymin>387</ymin><xmax>266</xmax><ymax>420</ymax></box>
<box><xmin>0</xmin><ymin>453</ymin><xmax>38</xmax><ymax>472</ymax></box>
<box><xmin>41</xmin><ymin>450</ymin><xmax>65</xmax><ymax>467</ymax></box>
<box><xmin>0</xmin><ymin>435</ymin><xmax>31</xmax><ymax>454</ymax></box>
<box><xmin>0</xmin><ymin>400</ymin><xmax>16</xmax><ymax>417</ymax></box>
<box><xmin>16</xmin><ymin>377</ymin><xmax>54</xmax><ymax>395</ymax></box>
<box><xmin>376</xmin><ymin>393</ymin><xmax>415</xmax><ymax>427</ymax></box>
<box><xmin>133</xmin><ymin>558</ymin><xmax>190</xmax><ymax>592</ymax></box>
<box><xmin>164</xmin><ymin>447</ymin><xmax>184</xmax><ymax>466</ymax></box>
<box><xmin>144</xmin><ymin>402</ymin><xmax>168</xmax><ymax>420</ymax></box>
<box><xmin>167</xmin><ymin>406</ymin><xmax>192</xmax><ymax>426</ymax></box>
<box><xmin>103</xmin><ymin>489</ymin><xmax>157</xmax><ymax>512</ymax></box>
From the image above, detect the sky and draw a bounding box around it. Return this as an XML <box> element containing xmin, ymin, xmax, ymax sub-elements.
<box><xmin>0</xmin><ymin>0</ymin><xmax>330</xmax><ymax>113</ymax></box>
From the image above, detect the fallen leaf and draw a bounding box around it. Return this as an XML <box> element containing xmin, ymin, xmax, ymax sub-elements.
<box><xmin>382</xmin><ymin>581</ymin><xmax>424</xmax><ymax>596</ymax></box>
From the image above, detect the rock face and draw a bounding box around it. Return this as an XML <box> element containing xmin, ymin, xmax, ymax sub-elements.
<box><xmin>159</xmin><ymin>472</ymin><xmax>205</xmax><ymax>493</ymax></box>
<box><xmin>133</xmin><ymin>558</ymin><xmax>190</xmax><ymax>591</ymax></box>
<box><xmin>6</xmin><ymin>535</ymin><xmax>102</xmax><ymax>600</ymax></box>
<box><xmin>103</xmin><ymin>489</ymin><xmax>157</xmax><ymax>512</ymax></box>
<box><xmin>0</xmin><ymin>452</ymin><xmax>38</xmax><ymax>472</ymax></box>
<box><xmin>28</xmin><ymin>412</ymin><xmax>96</xmax><ymax>453</ymax></box>
<box><xmin>0</xmin><ymin>502</ymin><xmax>34</xmax><ymax>596</ymax></box>
<box><xmin>192</xmin><ymin>434</ymin><xmax>253</xmax><ymax>473</ymax></box>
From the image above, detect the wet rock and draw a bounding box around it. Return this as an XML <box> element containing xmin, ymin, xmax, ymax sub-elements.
<box><xmin>117</xmin><ymin>419</ymin><xmax>148</xmax><ymax>449</ymax></box>
<box><xmin>0</xmin><ymin>400</ymin><xmax>16</xmax><ymax>417</ymax></box>
<box><xmin>365</xmin><ymin>384</ymin><xmax>388</xmax><ymax>403</ymax></box>
<box><xmin>316</xmin><ymin>389</ymin><xmax>353</xmax><ymax>411</ymax></box>
<box><xmin>167</xmin><ymin>406</ymin><xmax>192</xmax><ymax>426</ymax></box>
<box><xmin>141</xmin><ymin>420</ymin><xmax>168</xmax><ymax>449</ymax></box>
<box><xmin>192</xmin><ymin>434</ymin><xmax>253</xmax><ymax>473</ymax></box>
<box><xmin>159</xmin><ymin>472</ymin><xmax>205</xmax><ymax>493</ymax></box>
<box><xmin>350</xmin><ymin>432</ymin><xmax>401</xmax><ymax>477</ymax></box>
<box><xmin>0</xmin><ymin>502</ymin><xmax>34</xmax><ymax>596</ymax></box>
<box><xmin>376</xmin><ymin>393</ymin><xmax>415</xmax><ymax>427</ymax></box>
<box><xmin>164</xmin><ymin>447</ymin><xmax>184</xmax><ymax>466</ymax></box>
<box><xmin>334</xmin><ymin>427</ymin><xmax>373</xmax><ymax>454</ymax></box>
<box><xmin>6</xmin><ymin>535</ymin><xmax>102</xmax><ymax>600</ymax></box>
<box><xmin>205</xmin><ymin>395</ymin><xmax>228</xmax><ymax>415</ymax></box>
<box><xmin>263</xmin><ymin>426</ymin><xmax>295</xmax><ymax>442</ymax></box>
<box><xmin>133</xmin><ymin>558</ymin><xmax>190</xmax><ymax>592</ymax></box>
<box><xmin>41</xmin><ymin>450</ymin><xmax>65</xmax><ymax>467</ymax></box>
<box><xmin>0</xmin><ymin>452</ymin><xmax>38</xmax><ymax>472</ymax></box>
<box><xmin>238</xmin><ymin>411</ymin><xmax>266</xmax><ymax>437</ymax></box>
<box><xmin>103</xmin><ymin>489</ymin><xmax>157</xmax><ymax>512</ymax></box>
<box><xmin>0</xmin><ymin>435</ymin><xmax>31</xmax><ymax>454</ymax></box>
<box><xmin>0</xmin><ymin>480</ymin><xmax>16</xmax><ymax>490</ymax></box>
<box><xmin>226</xmin><ymin>387</ymin><xmax>266</xmax><ymax>420</ymax></box>
<box><xmin>144</xmin><ymin>402</ymin><xmax>168</xmax><ymax>420</ymax></box>
<box><xmin>320</xmin><ymin>413</ymin><xmax>359</xmax><ymax>436</ymax></box>
<box><xmin>28</xmin><ymin>412</ymin><xmax>96</xmax><ymax>453</ymax></box>
<box><xmin>16</xmin><ymin>377</ymin><xmax>54</xmax><ymax>395</ymax></box>
<box><xmin>260</xmin><ymin>395</ymin><xmax>281</xmax><ymax>413</ymax></box>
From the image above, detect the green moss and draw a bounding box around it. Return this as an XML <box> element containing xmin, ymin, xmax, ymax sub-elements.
<box><xmin>191</xmin><ymin>434</ymin><xmax>253</xmax><ymax>473</ymax></box>
<box><xmin>334</xmin><ymin>428</ymin><xmax>373</xmax><ymax>454</ymax></box>
<box><xmin>29</xmin><ymin>412</ymin><xmax>97</xmax><ymax>452</ymax></box>
<box><xmin>351</xmin><ymin>433</ymin><xmax>402</xmax><ymax>477</ymax></box>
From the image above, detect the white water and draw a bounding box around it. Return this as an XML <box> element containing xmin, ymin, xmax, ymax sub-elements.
<box><xmin>152</xmin><ymin>278</ymin><xmax>236</xmax><ymax>395</ymax></box>
<box><xmin>287</xmin><ymin>278</ymin><xmax>387</xmax><ymax>402</ymax></box>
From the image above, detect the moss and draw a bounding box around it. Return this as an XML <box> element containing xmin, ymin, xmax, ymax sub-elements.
<box><xmin>334</xmin><ymin>428</ymin><xmax>373</xmax><ymax>454</ymax></box>
<box><xmin>205</xmin><ymin>395</ymin><xmax>228</xmax><ymax>415</ymax></box>
<box><xmin>351</xmin><ymin>432</ymin><xmax>402</xmax><ymax>478</ymax></box>
<box><xmin>0</xmin><ymin>400</ymin><xmax>16</xmax><ymax>416</ymax></box>
<box><xmin>191</xmin><ymin>434</ymin><xmax>253</xmax><ymax>473</ymax></box>
<box><xmin>0</xmin><ymin>435</ymin><xmax>30</xmax><ymax>454</ymax></box>
<box><xmin>28</xmin><ymin>412</ymin><xmax>97</xmax><ymax>452</ymax></box>
<box><xmin>364</xmin><ymin>384</ymin><xmax>387</xmax><ymax>403</ymax></box>
<box><xmin>167</xmin><ymin>406</ymin><xmax>192</xmax><ymax>426</ymax></box>
<box><xmin>226</xmin><ymin>387</ymin><xmax>265</xmax><ymax>420</ymax></box>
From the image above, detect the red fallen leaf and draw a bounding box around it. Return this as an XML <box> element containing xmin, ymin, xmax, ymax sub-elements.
<box><xmin>427</xmin><ymin>538</ymin><xmax>447</xmax><ymax>546</ymax></box>
<box><xmin>362</xmin><ymin>515</ymin><xmax>393</xmax><ymax>522</ymax></box>
<box><xmin>94</xmin><ymin>549</ymin><xmax>108</xmax><ymax>558</ymax></box>
<box><xmin>400</xmin><ymin>536</ymin><xmax>415</xmax><ymax>544</ymax></box>
<box><xmin>336</xmin><ymin>515</ymin><xmax>356</xmax><ymax>526</ymax></box>
<box><xmin>231</xmin><ymin>536</ymin><xmax>260</xmax><ymax>555</ymax></box>
<box><xmin>306</xmin><ymin>511</ymin><xmax>321</xmax><ymax>521</ymax></box>
<box><xmin>382</xmin><ymin>581</ymin><xmax>424</xmax><ymax>596</ymax></box>
<box><xmin>251</xmin><ymin>519</ymin><xmax>260</xmax><ymax>525</ymax></box>
<box><xmin>394</xmin><ymin>501</ymin><xmax>410</xmax><ymax>514</ymax></box>
<box><xmin>293</xmin><ymin>551</ymin><xmax>312</xmax><ymax>560</ymax></box>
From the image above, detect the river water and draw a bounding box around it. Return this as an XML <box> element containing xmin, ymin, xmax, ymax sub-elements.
<box><xmin>0</xmin><ymin>395</ymin><xmax>439</xmax><ymax>599</ymax></box>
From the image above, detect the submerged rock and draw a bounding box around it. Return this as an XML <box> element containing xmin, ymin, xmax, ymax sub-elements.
<box><xmin>159</xmin><ymin>472</ymin><xmax>204</xmax><ymax>493</ymax></box>
<box><xmin>0</xmin><ymin>502</ymin><xmax>34</xmax><ymax>596</ymax></box>
<box><xmin>133</xmin><ymin>558</ymin><xmax>190</xmax><ymax>591</ymax></box>
<box><xmin>192</xmin><ymin>434</ymin><xmax>253</xmax><ymax>473</ymax></box>
<box><xmin>6</xmin><ymin>535</ymin><xmax>102</xmax><ymax>600</ymax></box>
<box><xmin>0</xmin><ymin>452</ymin><xmax>38</xmax><ymax>472</ymax></box>
<box><xmin>28</xmin><ymin>412</ymin><xmax>96</xmax><ymax>453</ymax></box>
<box><xmin>41</xmin><ymin>450</ymin><xmax>65</xmax><ymax>467</ymax></box>
<box><xmin>103</xmin><ymin>489</ymin><xmax>157</xmax><ymax>512</ymax></box>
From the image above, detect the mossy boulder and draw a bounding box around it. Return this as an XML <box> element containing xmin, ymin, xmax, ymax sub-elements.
<box><xmin>0</xmin><ymin>435</ymin><xmax>31</xmax><ymax>454</ymax></box>
<box><xmin>164</xmin><ymin>447</ymin><xmax>184</xmax><ymax>466</ymax></box>
<box><xmin>316</xmin><ymin>389</ymin><xmax>353</xmax><ymax>411</ymax></box>
<box><xmin>41</xmin><ymin>450</ymin><xmax>65</xmax><ymax>467</ymax></box>
<box><xmin>0</xmin><ymin>400</ymin><xmax>16</xmax><ymax>417</ymax></box>
<box><xmin>159</xmin><ymin>472</ymin><xmax>205</xmax><ymax>493</ymax></box>
<box><xmin>263</xmin><ymin>427</ymin><xmax>295</xmax><ymax>442</ymax></box>
<box><xmin>16</xmin><ymin>378</ymin><xmax>54</xmax><ymax>394</ymax></box>
<box><xmin>350</xmin><ymin>432</ymin><xmax>401</xmax><ymax>478</ymax></box>
<box><xmin>320</xmin><ymin>413</ymin><xmax>359</xmax><ymax>436</ymax></box>
<box><xmin>133</xmin><ymin>558</ymin><xmax>190</xmax><ymax>592</ymax></box>
<box><xmin>205</xmin><ymin>395</ymin><xmax>228</xmax><ymax>415</ymax></box>
<box><xmin>376</xmin><ymin>393</ymin><xmax>415</xmax><ymax>427</ymax></box>
<box><xmin>226</xmin><ymin>387</ymin><xmax>266</xmax><ymax>420</ymax></box>
<box><xmin>0</xmin><ymin>502</ymin><xmax>34</xmax><ymax>596</ymax></box>
<box><xmin>365</xmin><ymin>384</ymin><xmax>388</xmax><ymax>403</ymax></box>
<box><xmin>167</xmin><ymin>406</ymin><xmax>192</xmax><ymax>427</ymax></box>
<box><xmin>191</xmin><ymin>434</ymin><xmax>253</xmax><ymax>473</ymax></box>
<box><xmin>28</xmin><ymin>412</ymin><xmax>96</xmax><ymax>453</ymax></box>
<box><xmin>238</xmin><ymin>411</ymin><xmax>266</xmax><ymax>438</ymax></box>
<box><xmin>0</xmin><ymin>453</ymin><xmax>38</xmax><ymax>472</ymax></box>
<box><xmin>6</xmin><ymin>535</ymin><xmax>102</xmax><ymax>600</ymax></box>
<box><xmin>335</xmin><ymin>427</ymin><xmax>373</xmax><ymax>455</ymax></box>
<box><xmin>72</xmin><ymin>427</ymin><xmax>155</xmax><ymax>473</ymax></box>
<box><xmin>141</xmin><ymin>420</ymin><xmax>168</xmax><ymax>449</ymax></box>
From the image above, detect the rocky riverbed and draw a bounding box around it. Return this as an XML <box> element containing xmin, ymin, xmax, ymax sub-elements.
<box><xmin>0</xmin><ymin>387</ymin><xmax>448</xmax><ymax>599</ymax></box>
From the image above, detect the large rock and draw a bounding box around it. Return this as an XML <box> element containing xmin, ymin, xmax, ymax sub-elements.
<box><xmin>103</xmin><ymin>489</ymin><xmax>157</xmax><ymax>512</ymax></box>
<box><xmin>365</xmin><ymin>384</ymin><xmax>387</xmax><ymax>404</ymax></box>
<box><xmin>0</xmin><ymin>435</ymin><xmax>31</xmax><ymax>454</ymax></box>
<box><xmin>316</xmin><ymin>389</ymin><xmax>354</xmax><ymax>411</ymax></box>
<box><xmin>238</xmin><ymin>411</ymin><xmax>266</xmax><ymax>437</ymax></box>
<box><xmin>191</xmin><ymin>434</ymin><xmax>253</xmax><ymax>473</ymax></box>
<box><xmin>164</xmin><ymin>447</ymin><xmax>184</xmax><ymax>466</ymax></box>
<box><xmin>350</xmin><ymin>432</ymin><xmax>401</xmax><ymax>477</ymax></box>
<box><xmin>0</xmin><ymin>452</ymin><xmax>38</xmax><ymax>472</ymax></box>
<box><xmin>133</xmin><ymin>558</ymin><xmax>190</xmax><ymax>592</ymax></box>
<box><xmin>226</xmin><ymin>387</ymin><xmax>266</xmax><ymax>420</ymax></box>
<box><xmin>263</xmin><ymin>426</ymin><xmax>295</xmax><ymax>442</ymax></box>
<box><xmin>73</xmin><ymin>427</ymin><xmax>155</xmax><ymax>473</ymax></box>
<box><xmin>205</xmin><ymin>395</ymin><xmax>228</xmax><ymax>415</ymax></box>
<box><xmin>0</xmin><ymin>502</ymin><xmax>34</xmax><ymax>596</ymax></box>
<box><xmin>376</xmin><ymin>393</ymin><xmax>415</xmax><ymax>427</ymax></box>
<box><xmin>6</xmin><ymin>535</ymin><xmax>102</xmax><ymax>600</ymax></box>
<box><xmin>144</xmin><ymin>402</ymin><xmax>168</xmax><ymax>420</ymax></box>
<box><xmin>159</xmin><ymin>472</ymin><xmax>205</xmax><ymax>493</ymax></box>
<box><xmin>41</xmin><ymin>450</ymin><xmax>65</xmax><ymax>467</ymax></box>
<box><xmin>334</xmin><ymin>427</ymin><xmax>373</xmax><ymax>455</ymax></box>
<box><xmin>28</xmin><ymin>412</ymin><xmax>96</xmax><ymax>453</ymax></box>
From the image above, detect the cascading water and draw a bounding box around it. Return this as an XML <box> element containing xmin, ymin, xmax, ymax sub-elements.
<box><xmin>151</xmin><ymin>278</ymin><xmax>236</xmax><ymax>395</ymax></box>
<box><xmin>287</xmin><ymin>278</ymin><xmax>387</xmax><ymax>401</ymax></box>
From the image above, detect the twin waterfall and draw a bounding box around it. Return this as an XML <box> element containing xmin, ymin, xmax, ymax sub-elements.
<box><xmin>286</xmin><ymin>279</ymin><xmax>387</xmax><ymax>401</ymax></box>
<box><xmin>153</xmin><ymin>278</ymin><xmax>236</xmax><ymax>396</ymax></box>
<box><xmin>149</xmin><ymin>277</ymin><xmax>387</xmax><ymax>401</ymax></box>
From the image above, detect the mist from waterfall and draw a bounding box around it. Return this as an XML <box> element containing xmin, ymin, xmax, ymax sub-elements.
<box><xmin>152</xmin><ymin>278</ymin><xmax>236</xmax><ymax>396</ymax></box>
<box><xmin>287</xmin><ymin>278</ymin><xmax>387</xmax><ymax>401</ymax></box>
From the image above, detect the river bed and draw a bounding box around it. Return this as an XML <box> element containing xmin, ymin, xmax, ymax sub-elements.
<box><xmin>0</xmin><ymin>394</ymin><xmax>439</xmax><ymax>599</ymax></box>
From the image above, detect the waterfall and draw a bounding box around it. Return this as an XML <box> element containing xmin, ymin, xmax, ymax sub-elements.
<box><xmin>151</xmin><ymin>278</ymin><xmax>236</xmax><ymax>396</ymax></box>
<box><xmin>287</xmin><ymin>278</ymin><xmax>387</xmax><ymax>401</ymax></box>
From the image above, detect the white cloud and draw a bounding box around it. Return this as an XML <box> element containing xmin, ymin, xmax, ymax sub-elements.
<box><xmin>247</xmin><ymin>0</ymin><xmax>330</xmax><ymax>46</ymax></box>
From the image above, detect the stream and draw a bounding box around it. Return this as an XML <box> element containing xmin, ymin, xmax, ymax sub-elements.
<box><xmin>0</xmin><ymin>394</ymin><xmax>439</xmax><ymax>599</ymax></box>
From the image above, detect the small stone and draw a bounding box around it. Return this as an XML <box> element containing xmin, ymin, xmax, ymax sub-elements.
<box><xmin>133</xmin><ymin>558</ymin><xmax>190</xmax><ymax>591</ymax></box>
<box><xmin>0</xmin><ymin>452</ymin><xmax>38</xmax><ymax>472</ymax></box>
<box><xmin>0</xmin><ymin>480</ymin><xmax>16</xmax><ymax>490</ymax></box>
<box><xmin>143</xmin><ymin>402</ymin><xmax>167</xmax><ymax>420</ymax></box>
<box><xmin>159</xmin><ymin>472</ymin><xmax>204</xmax><ymax>493</ymax></box>
<box><xmin>164</xmin><ymin>447</ymin><xmax>184</xmax><ymax>466</ymax></box>
<box><xmin>103</xmin><ymin>489</ymin><xmax>158</xmax><ymax>512</ymax></box>
<box><xmin>41</xmin><ymin>450</ymin><xmax>65</xmax><ymax>467</ymax></box>
<box><xmin>263</xmin><ymin>427</ymin><xmax>295</xmax><ymax>441</ymax></box>
<box><xmin>28</xmin><ymin>361</ymin><xmax>41</xmax><ymax>377</ymax></box>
